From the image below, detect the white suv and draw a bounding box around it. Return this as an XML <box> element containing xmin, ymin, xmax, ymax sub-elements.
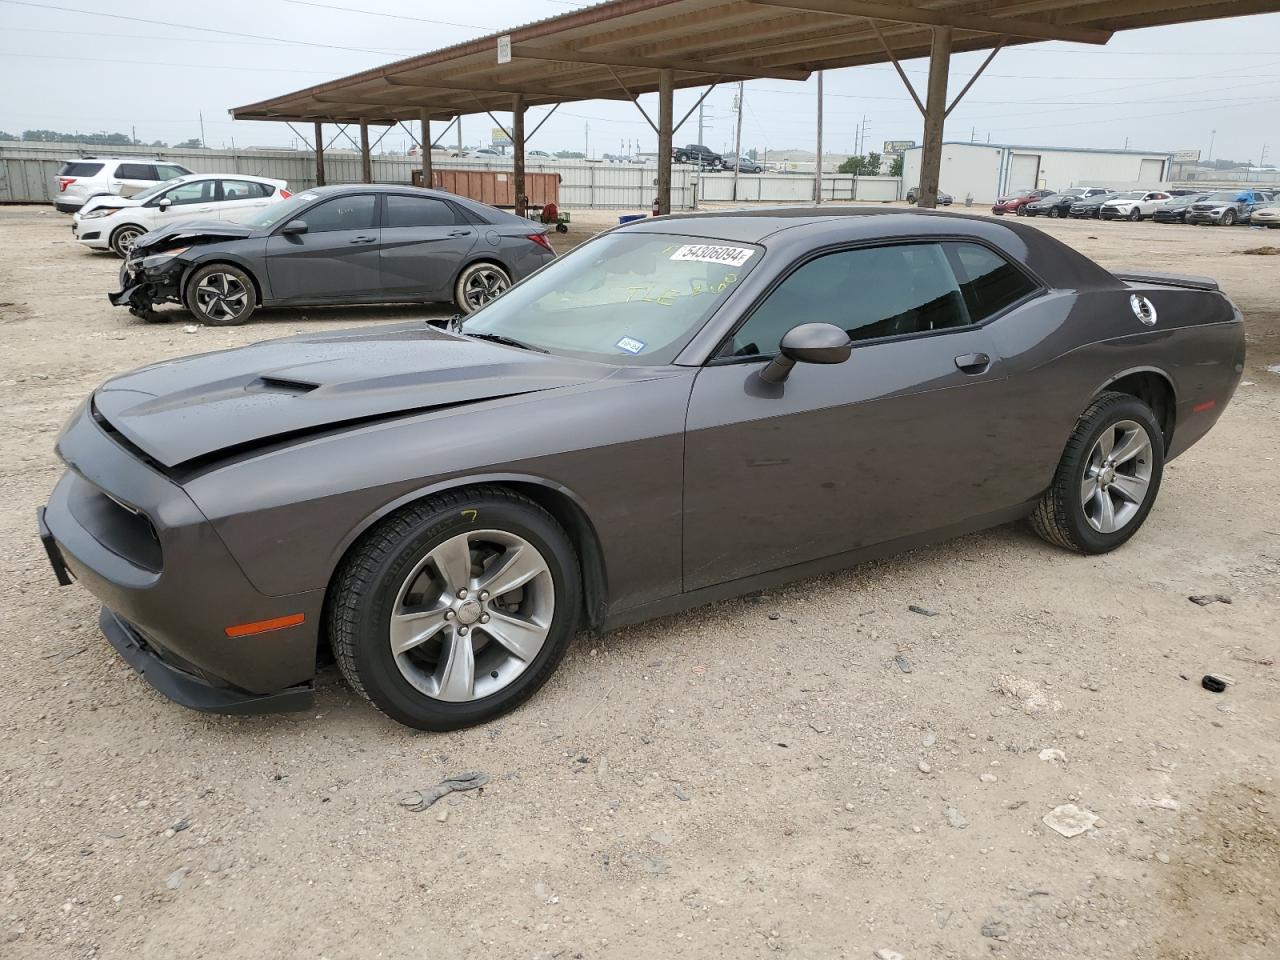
<box><xmin>72</xmin><ymin>174</ymin><xmax>290</xmax><ymax>256</ymax></box>
<box><xmin>52</xmin><ymin>157</ymin><xmax>193</xmax><ymax>213</ymax></box>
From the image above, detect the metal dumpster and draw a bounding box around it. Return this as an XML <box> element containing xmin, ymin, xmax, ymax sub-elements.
<box><xmin>412</xmin><ymin>169</ymin><xmax>560</xmax><ymax>209</ymax></box>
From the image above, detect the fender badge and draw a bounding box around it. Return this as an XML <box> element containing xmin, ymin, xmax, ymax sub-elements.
<box><xmin>1130</xmin><ymin>294</ymin><xmax>1157</xmax><ymax>326</ymax></box>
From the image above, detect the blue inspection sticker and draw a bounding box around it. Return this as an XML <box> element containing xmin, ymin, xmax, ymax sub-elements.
<box><xmin>615</xmin><ymin>336</ymin><xmax>646</xmax><ymax>355</ymax></box>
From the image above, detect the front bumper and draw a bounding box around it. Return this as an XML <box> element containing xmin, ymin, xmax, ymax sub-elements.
<box><xmin>109</xmin><ymin>254</ymin><xmax>184</xmax><ymax>313</ymax></box>
<box><xmin>39</xmin><ymin>401</ymin><xmax>323</xmax><ymax>712</ymax></box>
<box><xmin>1186</xmin><ymin>212</ymin><xmax>1225</xmax><ymax>224</ymax></box>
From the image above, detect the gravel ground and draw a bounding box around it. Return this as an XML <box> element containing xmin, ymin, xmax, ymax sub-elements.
<box><xmin>0</xmin><ymin>203</ymin><xmax>1277</xmax><ymax>960</ymax></box>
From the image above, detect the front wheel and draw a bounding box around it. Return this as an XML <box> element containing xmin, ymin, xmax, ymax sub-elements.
<box><xmin>1128</xmin><ymin>207</ymin><xmax>1142</xmax><ymax>222</ymax></box>
<box><xmin>454</xmin><ymin>262</ymin><xmax>512</xmax><ymax>314</ymax></box>
<box><xmin>329</xmin><ymin>488</ymin><xmax>581</xmax><ymax>730</ymax></box>
<box><xmin>183</xmin><ymin>263</ymin><xmax>257</xmax><ymax>325</ymax></box>
<box><xmin>1221</xmin><ymin>209</ymin><xmax>1236</xmax><ymax>226</ymax></box>
<box><xmin>1048</xmin><ymin>207</ymin><xmax>1061</xmax><ymax>218</ymax></box>
<box><xmin>1031</xmin><ymin>391</ymin><xmax>1164</xmax><ymax>554</ymax></box>
<box><xmin>110</xmin><ymin>224</ymin><xmax>146</xmax><ymax>257</ymax></box>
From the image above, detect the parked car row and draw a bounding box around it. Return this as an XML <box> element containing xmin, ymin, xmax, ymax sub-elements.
<box><xmin>1007</xmin><ymin>184</ymin><xmax>1277</xmax><ymax>226</ymax></box>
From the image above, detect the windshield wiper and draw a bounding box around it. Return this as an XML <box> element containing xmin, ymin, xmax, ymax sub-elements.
<box><xmin>465</xmin><ymin>331</ymin><xmax>548</xmax><ymax>353</ymax></box>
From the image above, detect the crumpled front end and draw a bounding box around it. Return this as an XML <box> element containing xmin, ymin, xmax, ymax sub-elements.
<box><xmin>109</xmin><ymin>251</ymin><xmax>188</xmax><ymax>316</ymax></box>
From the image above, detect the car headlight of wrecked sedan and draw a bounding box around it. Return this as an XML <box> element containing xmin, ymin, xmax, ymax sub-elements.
<box><xmin>139</xmin><ymin>247</ymin><xmax>190</xmax><ymax>266</ymax></box>
<box><xmin>80</xmin><ymin>207</ymin><xmax>124</xmax><ymax>219</ymax></box>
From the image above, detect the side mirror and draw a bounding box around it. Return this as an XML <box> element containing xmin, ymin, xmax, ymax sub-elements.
<box><xmin>156</xmin><ymin>197</ymin><xmax>171</xmax><ymax>209</ymax></box>
<box><xmin>281</xmin><ymin>219</ymin><xmax>308</xmax><ymax>235</ymax></box>
<box><xmin>759</xmin><ymin>322</ymin><xmax>852</xmax><ymax>384</ymax></box>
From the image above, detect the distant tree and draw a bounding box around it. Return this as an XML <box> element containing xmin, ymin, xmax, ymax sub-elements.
<box><xmin>838</xmin><ymin>154</ymin><xmax>870</xmax><ymax>175</ymax></box>
<box><xmin>22</xmin><ymin>129</ymin><xmax>64</xmax><ymax>142</ymax></box>
<box><xmin>889</xmin><ymin>155</ymin><xmax>904</xmax><ymax>177</ymax></box>
<box><xmin>151</xmin><ymin>139</ymin><xmax>171</xmax><ymax>148</ymax></box>
<box><xmin>865</xmin><ymin>151</ymin><xmax>882</xmax><ymax>175</ymax></box>
<box><xmin>23</xmin><ymin>129</ymin><xmax>135</xmax><ymax>145</ymax></box>
<box><xmin>174</xmin><ymin>138</ymin><xmax>204</xmax><ymax>148</ymax></box>
<box><xmin>0</xmin><ymin>130</ymin><xmax>17</xmax><ymax>141</ymax></box>
<box><xmin>554</xmin><ymin>150</ymin><xmax>586</xmax><ymax>159</ymax></box>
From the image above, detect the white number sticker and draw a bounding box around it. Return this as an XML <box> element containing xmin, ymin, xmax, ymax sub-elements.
<box><xmin>669</xmin><ymin>244</ymin><xmax>754</xmax><ymax>267</ymax></box>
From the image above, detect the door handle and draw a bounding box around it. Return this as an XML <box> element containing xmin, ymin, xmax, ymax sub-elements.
<box><xmin>349</xmin><ymin>235</ymin><xmax>377</xmax><ymax>244</ymax></box>
<box><xmin>448</xmin><ymin>229</ymin><xmax>472</xmax><ymax>237</ymax></box>
<box><xmin>954</xmin><ymin>352</ymin><xmax>991</xmax><ymax>374</ymax></box>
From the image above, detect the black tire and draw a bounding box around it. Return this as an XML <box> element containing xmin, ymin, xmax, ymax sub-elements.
<box><xmin>1128</xmin><ymin>207</ymin><xmax>1142</xmax><ymax>222</ymax></box>
<box><xmin>329</xmin><ymin>487</ymin><xmax>581</xmax><ymax>730</ymax></box>
<box><xmin>1016</xmin><ymin>205</ymin><xmax>1027</xmax><ymax>217</ymax></box>
<box><xmin>555</xmin><ymin>222</ymin><xmax>568</xmax><ymax>234</ymax></box>
<box><xmin>1221</xmin><ymin>209</ymin><xmax>1236</xmax><ymax>226</ymax></box>
<box><xmin>183</xmin><ymin>263</ymin><xmax>257</xmax><ymax>326</ymax></box>
<box><xmin>1031</xmin><ymin>391</ymin><xmax>1165</xmax><ymax>555</ymax></box>
<box><xmin>1048</xmin><ymin>207</ymin><xmax>1061</xmax><ymax>218</ymax></box>
<box><xmin>109</xmin><ymin>224</ymin><xmax>146</xmax><ymax>257</ymax></box>
<box><xmin>454</xmin><ymin>261</ymin><xmax>511</xmax><ymax>315</ymax></box>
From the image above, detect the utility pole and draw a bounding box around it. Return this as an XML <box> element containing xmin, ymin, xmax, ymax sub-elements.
<box><xmin>814</xmin><ymin>70</ymin><xmax>824</xmax><ymax>204</ymax></box>
<box><xmin>697</xmin><ymin>99</ymin><xmax>704</xmax><ymax>149</ymax></box>
<box><xmin>198</xmin><ymin>112</ymin><xmax>205</xmax><ymax>148</ymax></box>
<box><xmin>1208</xmin><ymin>129</ymin><xmax>1216</xmax><ymax>162</ymax></box>
<box><xmin>737</xmin><ymin>81</ymin><xmax>747</xmax><ymax>202</ymax></box>
<box><xmin>584</xmin><ymin>120</ymin><xmax>590</xmax><ymax>159</ymax></box>
<box><xmin>457</xmin><ymin>116</ymin><xmax>462</xmax><ymax>155</ymax></box>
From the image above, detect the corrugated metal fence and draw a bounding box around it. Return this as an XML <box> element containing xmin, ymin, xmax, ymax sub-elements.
<box><xmin>0</xmin><ymin>142</ymin><xmax>695</xmax><ymax>209</ymax></box>
<box><xmin>697</xmin><ymin>172</ymin><xmax>901</xmax><ymax>203</ymax></box>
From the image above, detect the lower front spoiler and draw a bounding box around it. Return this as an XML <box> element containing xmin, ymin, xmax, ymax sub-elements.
<box><xmin>100</xmin><ymin>607</ymin><xmax>314</xmax><ymax>715</ymax></box>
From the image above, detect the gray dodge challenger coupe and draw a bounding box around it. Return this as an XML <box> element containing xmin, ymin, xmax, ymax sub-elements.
<box><xmin>40</xmin><ymin>208</ymin><xmax>1244</xmax><ymax>730</ymax></box>
<box><xmin>108</xmin><ymin>185</ymin><xmax>557</xmax><ymax>323</ymax></box>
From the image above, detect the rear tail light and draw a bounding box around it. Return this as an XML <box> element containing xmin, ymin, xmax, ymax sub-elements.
<box><xmin>527</xmin><ymin>232</ymin><xmax>554</xmax><ymax>253</ymax></box>
<box><xmin>58</xmin><ymin>177</ymin><xmax>75</xmax><ymax>192</ymax></box>
<box><xmin>279</xmin><ymin>189</ymin><xmax>292</xmax><ymax>199</ymax></box>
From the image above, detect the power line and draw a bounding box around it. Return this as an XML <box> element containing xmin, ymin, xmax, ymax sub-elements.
<box><xmin>0</xmin><ymin>52</ymin><xmax>342</xmax><ymax>75</ymax></box>
<box><xmin>3</xmin><ymin>25</ymin><xmax>419</xmax><ymax>53</ymax></box>
<box><xmin>280</xmin><ymin>0</ymin><xmax>491</xmax><ymax>30</ymax></box>
<box><xmin>0</xmin><ymin>0</ymin><xmax>417</xmax><ymax>55</ymax></box>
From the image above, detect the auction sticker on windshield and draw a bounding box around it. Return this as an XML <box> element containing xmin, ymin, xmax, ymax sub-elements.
<box><xmin>615</xmin><ymin>336</ymin><xmax>647</xmax><ymax>354</ymax></box>
<box><xmin>670</xmin><ymin>244</ymin><xmax>755</xmax><ymax>267</ymax></box>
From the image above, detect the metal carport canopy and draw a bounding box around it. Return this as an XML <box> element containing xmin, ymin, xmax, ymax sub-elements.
<box><xmin>231</xmin><ymin>0</ymin><xmax>1280</xmax><ymax>212</ymax></box>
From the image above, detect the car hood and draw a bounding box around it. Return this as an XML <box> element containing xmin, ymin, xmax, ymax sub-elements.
<box><xmin>79</xmin><ymin>195</ymin><xmax>143</xmax><ymax>215</ymax></box>
<box><xmin>130</xmin><ymin>220</ymin><xmax>258</xmax><ymax>255</ymax></box>
<box><xmin>90</xmin><ymin>323</ymin><xmax>611</xmax><ymax>469</ymax></box>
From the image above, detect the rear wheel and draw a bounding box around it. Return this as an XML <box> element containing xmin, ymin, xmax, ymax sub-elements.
<box><xmin>454</xmin><ymin>262</ymin><xmax>511</xmax><ymax>314</ymax></box>
<box><xmin>329</xmin><ymin>488</ymin><xmax>581</xmax><ymax>730</ymax></box>
<box><xmin>183</xmin><ymin>263</ymin><xmax>257</xmax><ymax>326</ymax></box>
<box><xmin>109</xmin><ymin>224</ymin><xmax>146</xmax><ymax>257</ymax></box>
<box><xmin>1048</xmin><ymin>207</ymin><xmax>1061</xmax><ymax>218</ymax></box>
<box><xmin>1031</xmin><ymin>391</ymin><xmax>1164</xmax><ymax>554</ymax></box>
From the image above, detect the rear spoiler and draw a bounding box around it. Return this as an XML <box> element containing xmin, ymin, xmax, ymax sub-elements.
<box><xmin>1114</xmin><ymin>270</ymin><xmax>1219</xmax><ymax>292</ymax></box>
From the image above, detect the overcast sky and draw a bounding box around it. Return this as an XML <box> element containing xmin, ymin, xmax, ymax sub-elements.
<box><xmin>1</xmin><ymin>0</ymin><xmax>1277</xmax><ymax>165</ymax></box>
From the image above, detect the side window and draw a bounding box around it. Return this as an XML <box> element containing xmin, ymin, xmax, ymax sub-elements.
<box><xmin>161</xmin><ymin>180</ymin><xmax>216</xmax><ymax>205</ymax></box>
<box><xmin>116</xmin><ymin>163</ymin><xmax>158</xmax><ymax>181</ymax></box>
<box><xmin>726</xmin><ymin>243</ymin><xmax>969</xmax><ymax>358</ymax></box>
<box><xmin>945</xmin><ymin>242</ymin><xmax>1039</xmax><ymax>323</ymax></box>
<box><xmin>220</xmin><ymin>179</ymin><xmax>270</xmax><ymax>201</ymax></box>
<box><xmin>384</xmin><ymin>195</ymin><xmax>459</xmax><ymax>227</ymax></box>
<box><xmin>297</xmin><ymin>195</ymin><xmax>376</xmax><ymax>233</ymax></box>
<box><xmin>156</xmin><ymin>164</ymin><xmax>189</xmax><ymax>181</ymax></box>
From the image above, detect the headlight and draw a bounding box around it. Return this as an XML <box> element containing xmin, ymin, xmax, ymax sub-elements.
<box><xmin>139</xmin><ymin>247</ymin><xmax>190</xmax><ymax>266</ymax></box>
<box><xmin>81</xmin><ymin>207</ymin><xmax>122</xmax><ymax>219</ymax></box>
<box><xmin>1211</xmin><ymin>207</ymin><xmax>1227</xmax><ymax>214</ymax></box>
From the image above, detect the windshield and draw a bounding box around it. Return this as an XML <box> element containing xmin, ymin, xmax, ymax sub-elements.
<box><xmin>462</xmin><ymin>232</ymin><xmax>761</xmax><ymax>364</ymax></box>
<box><xmin>133</xmin><ymin>178</ymin><xmax>191</xmax><ymax>202</ymax></box>
<box><xmin>1110</xmin><ymin>191</ymin><xmax>1144</xmax><ymax>200</ymax></box>
<box><xmin>1206</xmin><ymin>191</ymin><xmax>1244</xmax><ymax>202</ymax></box>
<box><xmin>1058</xmin><ymin>189</ymin><xmax>1085</xmax><ymax>198</ymax></box>
<box><xmin>245</xmin><ymin>192</ymin><xmax>316</xmax><ymax>228</ymax></box>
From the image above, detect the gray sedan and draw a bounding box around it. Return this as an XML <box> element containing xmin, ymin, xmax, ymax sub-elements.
<box><xmin>109</xmin><ymin>185</ymin><xmax>557</xmax><ymax>324</ymax></box>
<box><xmin>42</xmin><ymin>208</ymin><xmax>1244</xmax><ymax>730</ymax></box>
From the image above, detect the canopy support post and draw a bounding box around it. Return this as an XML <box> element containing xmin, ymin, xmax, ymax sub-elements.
<box><xmin>420</xmin><ymin>109</ymin><xmax>433</xmax><ymax>188</ymax></box>
<box><xmin>314</xmin><ymin>121</ymin><xmax>325</xmax><ymax>186</ymax></box>
<box><xmin>657</xmin><ymin>68</ymin><xmax>673</xmax><ymax>215</ymax></box>
<box><xmin>512</xmin><ymin>94</ymin><xmax>526</xmax><ymax>218</ymax></box>
<box><xmin>359</xmin><ymin>118</ymin><xmax>372</xmax><ymax>183</ymax></box>
<box><xmin>918</xmin><ymin>26</ymin><xmax>952</xmax><ymax>209</ymax></box>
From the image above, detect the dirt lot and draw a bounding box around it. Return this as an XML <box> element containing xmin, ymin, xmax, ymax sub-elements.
<box><xmin>0</xmin><ymin>203</ymin><xmax>1276</xmax><ymax>960</ymax></box>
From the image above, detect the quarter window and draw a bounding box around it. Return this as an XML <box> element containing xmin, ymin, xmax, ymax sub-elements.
<box><xmin>155</xmin><ymin>164</ymin><xmax>190</xmax><ymax>181</ymax></box>
<box><xmin>297</xmin><ymin>194</ymin><xmax>377</xmax><ymax>233</ymax></box>
<box><xmin>384</xmin><ymin>195</ymin><xmax>459</xmax><ymax>227</ymax></box>
<box><xmin>944</xmin><ymin>242</ymin><xmax>1039</xmax><ymax>323</ymax></box>
<box><xmin>726</xmin><ymin>242</ymin><xmax>970</xmax><ymax>358</ymax></box>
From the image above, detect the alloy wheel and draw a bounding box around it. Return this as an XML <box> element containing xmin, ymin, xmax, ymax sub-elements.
<box><xmin>463</xmin><ymin>267</ymin><xmax>510</xmax><ymax>310</ymax></box>
<box><xmin>389</xmin><ymin>529</ymin><xmax>554</xmax><ymax>703</ymax></box>
<box><xmin>114</xmin><ymin>227</ymin><xmax>143</xmax><ymax>255</ymax></box>
<box><xmin>1080</xmin><ymin>419</ymin><xmax>1153</xmax><ymax>534</ymax></box>
<box><xmin>194</xmin><ymin>272</ymin><xmax>249</xmax><ymax>323</ymax></box>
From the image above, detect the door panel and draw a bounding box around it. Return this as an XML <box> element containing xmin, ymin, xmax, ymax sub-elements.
<box><xmin>152</xmin><ymin>179</ymin><xmax>220</xmax><ymax>225</ymax></box>
<box><xmin>378</xmin><ymin>195</ymin><xmax>478</xmax><ymax>297</ymax></box>
<box><xmin>682</xmin><ymin>330</ymin><xmax>1010</xmax><ymax>591</ymax></box>
<box><xmin>264</xmin><ymin>194</ymin><xmax>381</xmax><ymax>301</ymax></box>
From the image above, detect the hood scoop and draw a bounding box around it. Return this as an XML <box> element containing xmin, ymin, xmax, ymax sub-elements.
<box><xmin>249</xmin><ymin>375</ymin><xmax>319</xmax><ymax>395</ymax></box>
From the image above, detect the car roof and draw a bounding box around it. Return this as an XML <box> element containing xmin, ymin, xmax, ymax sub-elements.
<box><xmin>620</xmin><ymin>206</ymin><xmax>1003</xmax><ymax>244</ymax></box>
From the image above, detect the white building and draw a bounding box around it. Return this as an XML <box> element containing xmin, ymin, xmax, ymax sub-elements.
<box><xmin>902</xmin><ymin>142</ymin><xmax>1173</xmax><ymax>204</ymax></box>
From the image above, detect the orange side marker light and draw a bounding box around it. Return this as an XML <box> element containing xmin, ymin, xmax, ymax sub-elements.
<box><xmin>224</xmin><ymin>613</ymin><xmax>305</xmax><ymax>638</ymax></box>
<box><xmin>1192</xmin><ymin>400</ymin><xmax>1216</xmax><ymax>413</ymax></box>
